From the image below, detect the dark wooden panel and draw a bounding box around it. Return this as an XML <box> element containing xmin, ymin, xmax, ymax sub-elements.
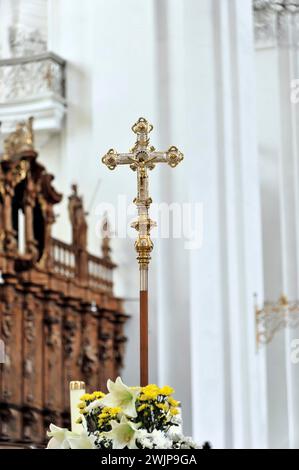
<box><xmin>0</xmin><ymin>123</ymin><xmax>129</xmax><ymax>447</ymax></box>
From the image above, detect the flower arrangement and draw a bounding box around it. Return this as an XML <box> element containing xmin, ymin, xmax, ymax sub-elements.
<box><xmin>47</xmin><ymin>377</ymin><xmax>199</xmax><ymax>449</ymax></box>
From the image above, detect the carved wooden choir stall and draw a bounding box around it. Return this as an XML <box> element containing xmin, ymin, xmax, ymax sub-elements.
<box><xmin>0</xmin><ymin>119</ymin><xmax>128</xmax><ymax>448</ymax></box>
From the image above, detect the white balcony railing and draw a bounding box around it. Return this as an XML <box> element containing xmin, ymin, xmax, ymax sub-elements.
<box><xmin>0</xmin><ymin>52</ymin><xmax>67</xmax><ymax>134</ymax></box>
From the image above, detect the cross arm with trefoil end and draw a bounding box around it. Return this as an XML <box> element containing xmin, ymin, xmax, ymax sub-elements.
<box><xmin>101</xmin><ymin>117</ymin><xmax>183</xmax><ymax>387</ymax></box>
<box><xmin>102</xmin><ymin>117</ymin><xmax>183</xmax><ymax>171</ymax></box>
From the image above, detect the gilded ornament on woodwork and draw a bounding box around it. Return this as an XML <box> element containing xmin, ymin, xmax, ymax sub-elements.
<box><xmin>2</xmin><ymin>117</ymin><xmax>35</xmax><ymax>161</ymax></box>
<box><xmin>13</xmin><ymin>160</ymin><xmax>30</xmax><ymax>186</ymax></box>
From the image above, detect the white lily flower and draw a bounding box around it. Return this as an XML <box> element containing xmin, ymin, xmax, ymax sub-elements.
<box><xmin>47</xmin><ymin>424</ymin><xmax>76</xmax><ymax>449</ymax></box>
<box><xmin>67</xmin><ymin>430</ymin><xmax>97</xmax><ymax>449</ymax></box>
<box><xmin>103</xmin><ymin>416</ymin><xmax>141</xmax><ymax>449</ymax></box>
<box><xmin>96</xmin><ymin>377</ymin><xmax>140</xmax><ymax>418</ymax></box>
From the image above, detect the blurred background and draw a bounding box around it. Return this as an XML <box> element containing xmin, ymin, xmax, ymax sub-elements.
<box><xmin>1</xmin><ymin>0</ymin><xmax>299</xmax><ymax>449</ymax></box>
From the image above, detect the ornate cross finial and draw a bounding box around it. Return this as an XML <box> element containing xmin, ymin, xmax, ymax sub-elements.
<box><xmin>101</xmin><ymin>118</ymin><xmax>183</xmax><ymax>386</ymax></box>
<box><xmin>102</xmin><ymin>117</ymin><xmax>183</xmax><ymax>271</ymax></box>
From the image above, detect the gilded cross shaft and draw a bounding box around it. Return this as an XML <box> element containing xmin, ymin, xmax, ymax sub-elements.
<box><xmin>102</xmin><ymin>117</ymin><xmax>183</xmax><ymax>276</ymax></box>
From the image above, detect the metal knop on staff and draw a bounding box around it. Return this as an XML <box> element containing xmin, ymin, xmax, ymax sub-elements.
<box><xmin>101</xmin><ymin>117</ymin><xmax>183</xmax><ymax>386</ymax></box>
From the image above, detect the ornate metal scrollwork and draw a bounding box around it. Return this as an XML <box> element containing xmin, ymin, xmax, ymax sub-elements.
<box><xmin>256</xmin><ymin>294</ymin><xmax>299</xmax><ymax>348</ymax></box>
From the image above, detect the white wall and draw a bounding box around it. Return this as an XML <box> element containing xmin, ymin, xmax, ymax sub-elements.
<box><xmin>183</xmin><ymin>0</ymin><xmax>266</xmax><ymax>448</ymax></box>
<box><xmin>256</xmin><ymin>31</ymin><xmax>299</xmax><ymax>449</ymax></box>
<box><xmin>43</xmin><ymin>0</ymin><xmax>267</xmax><ymax>446</ymax></box>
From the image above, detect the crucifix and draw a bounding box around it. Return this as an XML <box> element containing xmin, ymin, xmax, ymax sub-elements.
<box><xmin>101</xmin><ymin>118</ymin><xmax>183</xmax><ymax>386</ymax></box>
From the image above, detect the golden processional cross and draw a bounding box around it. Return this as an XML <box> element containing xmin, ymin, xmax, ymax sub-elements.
<box><xmin>102</xmin><ymin>118</ymin><xmax>183</xmax><ymax>386</ymax></box>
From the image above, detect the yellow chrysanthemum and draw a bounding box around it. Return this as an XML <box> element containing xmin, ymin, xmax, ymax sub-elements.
<box><xmin>76</xmin><ymin>417</ymin><xmax>83</xmax><ymax>424</ymax></box>
<box><xmin>80</xmin><ymin>394</ymin><xmax>91</xmax><ymax>401</ymax></box>
<box><xmin>97</xmin><ymin>406</ymin><xmax>121</xmax><ymax>428</ymax></box>
<box><xmin>92</xmin><ymin>391</ymin><xmax>106</xmax><ymax>400</ymax></box>
<box><xmin>168</xmin><ymin>397</ymin><xmax>180</xmax><ymax>407</ymax></box>
<box><xmin>80</xmin><ymin>391</ymin><xmax>105</xmax><ymax>402</ymax></box>
<box><xmin>160</xmin><ymin>385</ymin><xmax>174</xmax><ymax>396</ymax></box>
<box><xmin>170</xmin><ymin>407</ymin><xmax>179</xmax><ymax>416</ymax></box>
<box><xmin>142</xmin><ymin>384</ymin><xmax>159</xmax><ymax>394</ymax></box>
<box><xmin>137</xmin><ymin>404</ymin><xmax>148</xmax><ymax>412</ymax></box>
<box><xmin>140</xmin><ymin>384</ymin><xmax>175</xmax><ymax>401</ymax></box>
<box><xmin>140</xmin><ymin>384</ymin><xmax>160</xmax><ymax>401</ymax></box>
<box><xmin>156</xmin><ymin>402</ymin><xmax>168</xmax><ymax>411</ymax></box>
<box><xmin>98</xmin><ymin>406</ymin><xmax>121</xmax><ymax>419</ymax></box>
<box><xmin>77</xmin><ymin>401</ymin><xmax>86</xmax><ymax>409</ymax></box>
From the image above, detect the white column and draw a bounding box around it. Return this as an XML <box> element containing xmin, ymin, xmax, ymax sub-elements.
<box><xmin>152</xmin><ymin>0</ymin><xmax>192</xmax><ymax>435</ymax></box>
<box><xmin>255</xmin><ymin>9</ymin><xmax>299</xmax><ymax>449</ymax></box>
<box><xmin>150</xmin><ymin>0</ymin><xmax>267</xmax><ymax>448</ymax></box>
<box><xmin>185</xmin><ymin>0</ymin><xmax>267</xmax><ymax>448</ymax></box>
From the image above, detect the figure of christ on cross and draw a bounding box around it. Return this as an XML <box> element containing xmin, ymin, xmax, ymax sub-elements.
<box><xmin>102</xmin><ymin>118</ymin><xmax>183</xmax><ymax>386</ymax></box>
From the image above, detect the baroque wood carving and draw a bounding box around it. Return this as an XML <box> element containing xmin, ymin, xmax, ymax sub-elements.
<box><xmin>0</xmin><ymin>119</ymin><xmax>129</xmax><ymax>447</ymax></box>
